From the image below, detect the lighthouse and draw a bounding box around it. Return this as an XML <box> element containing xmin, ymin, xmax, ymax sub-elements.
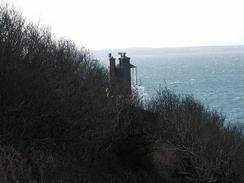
<box><xmin>109</xmin><ymin>52</ymin><xmax>136</xmax><ymax>95</ymax></box>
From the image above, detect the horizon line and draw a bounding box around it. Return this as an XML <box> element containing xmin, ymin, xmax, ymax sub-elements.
<box><xmin>91</xmin><ymin>44</ymin><xmax>244</xmax><ymax>51</ymax></box>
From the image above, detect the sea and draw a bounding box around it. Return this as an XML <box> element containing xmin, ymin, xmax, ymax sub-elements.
<box><xmin>94</xmin><ymin>46</ymin><xmax>244</xmax><ymax>126</ymax></box>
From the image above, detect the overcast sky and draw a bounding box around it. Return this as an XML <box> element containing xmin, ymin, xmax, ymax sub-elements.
<box><xmin>6</xmin><ymin>0</ymin><xmax>244</xmax><ymax>49</ymax></box>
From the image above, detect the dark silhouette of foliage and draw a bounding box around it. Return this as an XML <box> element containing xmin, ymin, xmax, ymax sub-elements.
<box><xmin>147</xmin><ymin>89</ymin><xmax>244</xmax><ymax>182</ymax></box>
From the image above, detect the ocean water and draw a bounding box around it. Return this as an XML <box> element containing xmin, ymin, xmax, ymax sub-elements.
<box><xmin>131</xmin><ymin>51</ymin><xmax>244</xmax><ymax>124</ymax></box>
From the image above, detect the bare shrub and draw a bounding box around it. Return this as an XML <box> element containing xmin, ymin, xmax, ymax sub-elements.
<box><xmin>147</xmin><ymin>88</ymin><xmax>244</xmax><ymax>182</ymax></box>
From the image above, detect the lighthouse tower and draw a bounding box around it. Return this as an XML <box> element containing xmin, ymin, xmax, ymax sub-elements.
<box><xmin>109</xmin><ymin>52</ymin><xmax>136</xmax><ymax>95</ymax></box>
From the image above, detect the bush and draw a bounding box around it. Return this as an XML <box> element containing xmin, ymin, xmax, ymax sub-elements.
<box><xmin>148</xmin><ymin>88</ymin><xmax>244</xmax><ymax>182</ymax></box>
<box><xmin>0</xmin><ymin>4</ymin><xmax>109</xmax><ymax>181</ymax></box>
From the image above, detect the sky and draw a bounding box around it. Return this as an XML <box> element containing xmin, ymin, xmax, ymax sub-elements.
<box><xmin>4</xmin><ymin>0</ymin><xmax>244</xmax><ymax>50</ymax></box>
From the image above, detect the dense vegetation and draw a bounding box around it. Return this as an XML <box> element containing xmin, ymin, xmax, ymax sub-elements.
<box><xmin>0</xmin><ymin>5</ymin><xmax>244</xmax><ymax>183</ymax></box>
